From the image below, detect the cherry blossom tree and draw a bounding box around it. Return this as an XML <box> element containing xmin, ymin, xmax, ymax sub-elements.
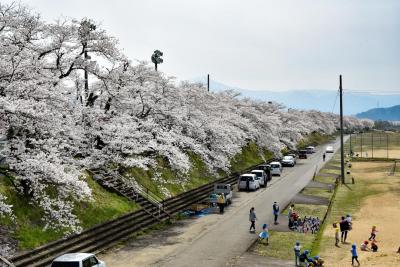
<box><xmin>0</xmin><ymin>1</ymin><xmax>373</xmax><ymax>237</ymax></box>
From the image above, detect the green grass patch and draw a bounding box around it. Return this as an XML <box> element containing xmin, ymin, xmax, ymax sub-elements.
<box><xmin>255</xmin><ymin>231</ymin><xmax>315</xmax><ymax>260</ymax></box>
<box><xmin>301</xmin><ymin>187</ymin><xmax>333</xmax><ymax>199</ymax></box>
<box><xmin>0</xmin><ymin>173</ymin><xmax>139</xmax><ymax>249</ymax></box>
<box><xmin>297</xmin><ymin>132</ymin><xmax>336</xmax><ymax>150</ymax></box>
<box><xmin>230</xmin><ymin>142</ymin><xmax>272</xmax><ymax>173</ymax></box>
<box><xmin>314</xmin><ymin>175</ymin><xmax>337</xmax><ymax>184</ymax></box>
<box><xmin>283</xmin><ymin>204</ymin><xmax>328</xmax><ymax>220</ymax></box>
<box><xmin>126</xmin><ymin>143</ymin><xmax>272</xmax><ymax>198</ymax></box>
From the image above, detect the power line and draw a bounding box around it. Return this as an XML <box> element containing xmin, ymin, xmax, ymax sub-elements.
<box><xmin>331</xmin><ymin>88</ymin><xmax>340</xmax><ymax>113</ymax></box>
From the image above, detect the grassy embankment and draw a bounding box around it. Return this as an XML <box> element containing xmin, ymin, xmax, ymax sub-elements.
<box><xmin>127</xmin><ymin>142</ymin><xmax>273</xmax><ymax>199</ymax></box>
<box><xmin>0</xmin><ymin>172</ymin><xmax>139</xmax><ymax>249</ymax></box>
<box><xmin>0</xmin><ymin>142</ymin><xmax>271</xmax><ymax>250</ymax></box>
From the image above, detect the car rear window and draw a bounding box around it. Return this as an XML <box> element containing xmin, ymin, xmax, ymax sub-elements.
<box><xmin>52</xmin><ymin>262</ymin><xmax>80</xmax><ymax>267</ymax></box>
<box><xmin>240</xmin><ymin>176</ymin><xmax>252</xmax><ymax>181</ymax></box>
<box><xmin>271</xmin><ymin>164</ymin><xmax>280</xmax><ymax>168</ymax></box>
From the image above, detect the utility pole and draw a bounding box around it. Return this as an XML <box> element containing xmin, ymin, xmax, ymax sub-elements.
<box><xmin>339</xmin><ymin>75</ymin><xmax>345</xmax><ymax>184</ymax></box>
<box><xmin>207</xmin><ymin>74</ymin><xmax>210</xmax><ymax>92</ymax></box>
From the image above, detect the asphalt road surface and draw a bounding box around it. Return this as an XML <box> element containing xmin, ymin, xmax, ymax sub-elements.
<box><xmin>100</xmin><ymin>137</ymin><xmax>346</xmax><ymax>267</ymax></box>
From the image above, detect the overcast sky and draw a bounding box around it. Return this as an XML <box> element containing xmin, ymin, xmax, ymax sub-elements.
<box><xmin>13</xmin><ymin>0</ymin><xmax>400</xmax><ymax>92</ymax></box>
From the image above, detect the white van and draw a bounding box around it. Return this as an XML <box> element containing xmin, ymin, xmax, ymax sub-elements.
<box><xmin>238</xmin><ymin>174</ymin><xmax>259</xmax><ymax>191</ymax></box>
<box><xmin>51</xmin><ymin>253</ymin><xmax>106</xmax><ymax>267</ymax></box>
<box><xmin>270</xmin><ymin>161</ymin><xmax>282</xmax><ymax>176</ymax></box>
<box><xmin>251</xmin><ymin>170</ymin><xmax>267</xmax><ymax>187</ymax></box>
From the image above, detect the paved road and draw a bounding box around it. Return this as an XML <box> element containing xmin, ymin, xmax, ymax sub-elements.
<box><xmin>157</xmin><ymin>137</ymin><xmax>346</xmax><ymax>267</ymax></box>
<box><xmin>99</xmin><ymin>137</ymin><xmax>346</xmax><ymax>267</ymax></box>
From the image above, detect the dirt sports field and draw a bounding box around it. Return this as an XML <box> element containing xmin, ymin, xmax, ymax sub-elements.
<box><xmin>320</xmin><ymin>161</ymin><xmax>400</xmax><ymax>267</ymax></box>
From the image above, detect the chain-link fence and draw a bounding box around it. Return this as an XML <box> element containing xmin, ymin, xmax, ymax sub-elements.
<box><xmin>345</xmin><ymin>132</ymin><xmax>400</xmax><ymax>159</ymax></box>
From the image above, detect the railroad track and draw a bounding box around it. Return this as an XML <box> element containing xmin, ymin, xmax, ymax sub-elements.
<box><xmin>9</xmin><ymin>162</ymin><xmax>267</xmax><ymax>267</ymax></box>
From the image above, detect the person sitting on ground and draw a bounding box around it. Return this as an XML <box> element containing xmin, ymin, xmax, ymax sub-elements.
<box><xmin>360</xmin><ymin>241</ymin><xmax>370</xmax><ymax>251</ymax></box>
<box><xmin>371</xmin><ymin>243</ymin><xmax>377</xmax><ymax>252</ymax></box>
<box><xmin>299</xmin><ymin>250</ymin><xmax>310</xmax><ymax>266</ymax></box>
<box><xmin>258</xmin><ymin>223</ymin><xmax>269</xmax><ymax>245</ymax></box>
<box><xmin>312</xmin><ymin>255</ymin><xmax>324</xmax><ymax>267</ymax></box>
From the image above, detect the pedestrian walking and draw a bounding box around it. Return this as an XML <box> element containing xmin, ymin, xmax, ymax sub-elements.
<box><xmin>322</xmin><ymin>153</ymin><xmax>326</xmax><ymax>162</ymax></box>
<box><xmin>350</xmin><ymin>244</ymin><xmax>360</xmax><ymax>266</ymax></box>
<box><xmin>340</xmin><ymin>216</ymin><xmax>350</xmax><ymax>243</ymax></box>
<box><xmin>368</xmin><ymin>225</ymin><xmax>378</xmax><ymax>241</ymax></box>
<box><xmin>249</xmin><ymin>207</ymin><xmax>257</xmax><ymax>232</ymax></box>
<box><xmin>294</xmin><ymin>241</ymin><xmax>301</xmax><ymax>266</ymax></box>
<box><xmin>273</xmin><ymin>201</ymin><xmax>280</xmax><ymax>225</ymax></box>
<box><xmin>333</xmin><ymin>222</ymin><xmax>340</xmax><ymax>247</ymax></box>
<box><xmin>217</xmin><ymin>193</ymin><xmax>225</xmax><ymax>214</ymax></box>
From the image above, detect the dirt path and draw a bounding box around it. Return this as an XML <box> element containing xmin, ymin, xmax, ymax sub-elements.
<box><xmin>320</xmin><ymin>162</ymin><xmax>400</xmax><ymax>266</ymax></box>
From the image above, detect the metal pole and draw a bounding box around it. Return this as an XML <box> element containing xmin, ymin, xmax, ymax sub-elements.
<box><xmin>372</xmin><ymin>133</ymin><xmax>374</xmax><ymax>158</ymax></box>
<box><xmin>349</xmin><ymin>133</ymin><xmax>352</xmax><ymax>157</ymax></box>
<box><xmin>207</xmin><ymin>74</ymin><xmax>210</xmax><ymax>92</ymax></box>
<box><xmin>339</xmin><ymin>75</ymin><xmax>345</xmax><ymax>184</ymax></box>
<box><xmin>387</xmin><ymin>134</ymin><xmax>389</xmax><ymax>158</ymax></box>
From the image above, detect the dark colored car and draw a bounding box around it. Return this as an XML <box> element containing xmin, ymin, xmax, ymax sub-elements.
<box><xmin>298</xmin><ymin>150</ymin><xmax>307</xmax><ymax>159</ymax></box>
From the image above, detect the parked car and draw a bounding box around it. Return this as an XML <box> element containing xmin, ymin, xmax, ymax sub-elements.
<box><xmin>212</xmin><ymin>183</ymin><xmax>233</xmax><ymax>204</ymax></box>
<box><xmin>305</xmin><ymin>146</ymin><xmax>315</xmax><ymax>154</ymax></box>
<box><xmin>270</xmin><ymin>161</ymin><xmax>282</xmax><ymax>176</ymax></box>
<box><xmin>51</xmin><ymin>253</ymin><xmax>106</xmax><ymax>267</ymax></box>
<box><xmin>325</xmin><ymin>145</ymin><xmax>334</xmax><ymax>153</ymax></box>
<box><xmin>251</xmin><ymin>170</ymin><xmax>267</xmax><ymax>187</ymax></box>
<box><xmin>238</xmin><ymin>174</ymin><xmax>259</xmax><ymax>191</ymax></box>
<box><xmin>287</xmin><ymin>153</ymin><xmax>297</xmax><ymax>164</ymax></box>
<box><xmin>253</xmin><ymin>164</ymin><xmax>271</xmax><ymax>181</ymax></box>
<box><xmin>299</xmin><ymin>150</ymin><xmax>307</xmax><ymax>159</ymax></box>
<box><xmin>281</xmin><ymin>155</ymin><xmax>295</xmax><ymax>167</ymax></box>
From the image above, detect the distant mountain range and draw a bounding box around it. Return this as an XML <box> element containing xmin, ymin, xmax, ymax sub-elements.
<box><xmin>356</xmin><ymin>105</ymin><xmax>400</xmax><ymax>121</ymax></box>
<box><xmin>193</xmin><ymin>78</ymin><xmax>400</xmax><ymax>116</ymax></box>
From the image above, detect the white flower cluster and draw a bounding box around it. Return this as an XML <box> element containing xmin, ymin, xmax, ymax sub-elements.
<box><xmin>0</xmin><ymin>2</ymin><xmax>373</xmax><ymax>232</ymax></box>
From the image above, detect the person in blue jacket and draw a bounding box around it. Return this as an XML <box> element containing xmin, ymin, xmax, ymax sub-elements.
<box><xmin>350</xmin><ymin>243</ymin><xmax>360</xmax><ymax>266</ymax></box>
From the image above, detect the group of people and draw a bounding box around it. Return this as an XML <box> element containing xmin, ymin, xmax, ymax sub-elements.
<box><xmin>294</xmin><ymin>241</ymin><xmax>324</xmax><ymax>266</ymax></box>
<box><xmin>287</xmin><ymin>204</ymin><xmax>321</xmax><ymax>234</ymax></box>
<box><xmin>293</xmin><ymin>216</ymin><xmax>321</xmax><ymax>234</ymax></box>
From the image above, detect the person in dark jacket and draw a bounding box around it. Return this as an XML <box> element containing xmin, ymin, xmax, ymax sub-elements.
<box><xmin>273</xmin><ymin>201</ymin><xmax>280</xmax><ymax>225</ymax></box>
<box><xmin>340</xmin><ymin>216</ymin><xmax>350</xmax><ymax>243</ymax></box>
